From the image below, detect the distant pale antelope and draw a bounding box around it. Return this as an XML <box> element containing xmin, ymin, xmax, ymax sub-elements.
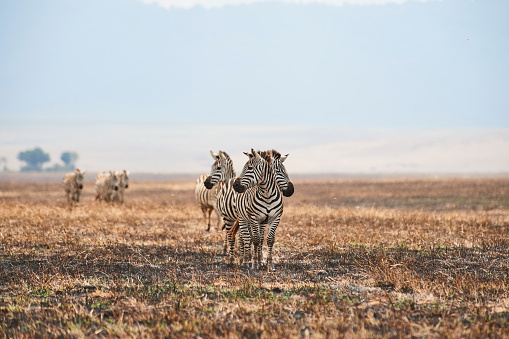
<box><xmin>63</xmin><ymin>168</ymin><xmax>85</xmax><ymax>205</ymax></box>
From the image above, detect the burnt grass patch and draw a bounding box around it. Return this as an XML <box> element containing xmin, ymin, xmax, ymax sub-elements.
<box><xmin>0</xmin><ymin>178</ymin><xmax>508</xmax><ymax>337</ymax></box>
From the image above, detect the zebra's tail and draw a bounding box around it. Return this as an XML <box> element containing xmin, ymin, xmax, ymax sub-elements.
<box><xmin>228</xmin><ymin>219</ymin><xmax>240</xmax><ymax>241</ymax></box>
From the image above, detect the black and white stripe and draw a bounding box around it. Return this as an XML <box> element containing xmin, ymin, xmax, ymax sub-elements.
<box><xmin>233</xmin><ymin>149</ymin><xmax>294</xmax><ymax>270</ymax></box>
<box><xmin>203</xmin><ymin>150</ymin><xmax>239</xmax><ymax>260</ymax></box>
<box><xmin>194</xmin><ymin>151</ymin><xmax>223</xmax><ymax>231</ymax></box>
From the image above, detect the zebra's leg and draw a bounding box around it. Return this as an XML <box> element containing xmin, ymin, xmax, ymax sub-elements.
<box><xmin>206</xmin><ymin>207</ymin><xmax>213</xmax><ymax>232</ymax></box>
<box><xmin>223</xmin><ymin>226</ymin><xmax>228</xmax><ymax>255</ymax></box>
<box><xmin>222</xmin><ymin>219</ymin><xmax>236</xmax><ymax>264</ymax></box>
<box><xmin>250</xmin><ymin>220</ymin><xmax>262</xmax><ymax>270</ymax></box>
<box><xmin>227</xmin><ymin>219</ymin><xmax>240</xmax><ymax>264</ymax></box>
<box><xmin>200</xmin><ymin>206</ymin><xmax>208</xmax><ymax>230</ymax></box>
<box><xmin>256</xmin><ymin>222</ymin><xmax>267</xmax><ymax>268</ymax></box>
<box><xmin>228</xmin><ymin>232</ymin><xmax>236</xmax><ymax>264</ymax></box>
<box><xmin>238</xmin><ymin>219</ymin><xmax>252</xmax><ymax>268</ymax></box>
<box><xmin>238</xmin><ymin>234</ymin><xmax>244</xmax><ymax>265</ymax></box>
<box><xmin>214</xmin><ymin>208</ymin><xmax>222</xmax><ymax>232</ymax></box>
<box><xmin>265</xmin><ymin>218</ymin><xmax>281</xmax><ymax>271</ymax></box>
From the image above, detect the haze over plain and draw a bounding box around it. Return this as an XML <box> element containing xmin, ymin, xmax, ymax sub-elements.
<box><xmin>1</xmin><ymin>0</ymin><xmax>508</xmax><ymax>174</ymax></box>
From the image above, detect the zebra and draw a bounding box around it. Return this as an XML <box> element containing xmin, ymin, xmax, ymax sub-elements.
<box><xmin>202</xmin><ymin>150</ymin><xmax>239</xmax><ymax>259</ymax></box>
<box><xmin>195</xmin><ymin>151</ymin><xmax>223</xmax><ymax>231</ymax></box>
<box><xmin>113</xmin><ymin>169</ymin><xmax>129</xmax><ymax>203</ymax></box>
<box><xmin>63</xmin><ymin>168</ymin><xmax>85</xmax><ymax>205</ymax></box>
<box><xmin>228</xmin><ymin>149</ymin><xmax>294</xmax><ymax>262</ymax></box>
<box><xmin>95</xmin><ymin>171</ymin><xmax>122</xmax><ymax>203</ymax></box>
<box><xmin>233</xmin><ymin>149</ymin><xmax>294</xmax><ymax>270</ymax></box>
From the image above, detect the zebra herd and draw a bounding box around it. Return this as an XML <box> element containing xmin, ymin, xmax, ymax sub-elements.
<box><xmin>63</xmin><ymin>169</ymin><xmax>130</xmax><ymax>205</ymax></box>
<box><xmin>195</xmin><ymin>149</ymin><xmax>294</xmax><ymax>270</ymax></box>
<box><xmin>63</xmin><ymin>149</ymin><xmax>292</xmax><ymax>270</ymax></box>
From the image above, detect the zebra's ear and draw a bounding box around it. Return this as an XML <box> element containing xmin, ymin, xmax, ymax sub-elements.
<box><xmin>281</xmin><ymin>154</ymin><xmax>289</xmax><ymax>163</ymax></box>
<box><xmin>251</xmin><ymin>148</ymin><xmax>261</xmax><ymax>159</ymax></box>
<box><xmin>219</xmin><ymin>151</ymin><xmax>226</xmax><ymax>161</ymax></box>
<box><xmin>243</xmin><ymin>152</ymin><xmax>251</xmax><ymax>158</ymax></box>
<box><xmin>210</xmin><ymin>150</ymin><xmax>219</xmax><ymax>160</ymax></box>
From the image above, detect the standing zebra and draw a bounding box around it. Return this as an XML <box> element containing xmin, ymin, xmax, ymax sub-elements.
<box><xmin>114</xmin><ymin>169</ymin><xmax>129</xmax><ymax>203</ymax></box>
<box><xmin>63</xmin><ymin>168</ymin><xmax>86</xmax><ymax>205</ymax></box>
<box><xmin>203</xmin><ymin>150</ymin><xmax>238</xmax><ymax>258</ymax></box>
<box><xmin>195</xmin><ymin>151</ymin><xmax>223</xmax><ymax>231</ymax></box>
<box><xmin>233</xmin><ymin>149</ymin><xmax>294</xmax><ymax>270</ymax></box>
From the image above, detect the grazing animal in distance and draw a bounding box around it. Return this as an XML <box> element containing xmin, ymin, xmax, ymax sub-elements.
<box><xmin>233</xmin><ymin>149</ymin><xmax>294</xmax><ymax>271</ymax></box>
<box><xmin>63</xmin><ymin>168</ymin><xmax>85</xmax><ymax>205</ymax></box>
<box><xmin>114</xmin><ymin>169</ymin><xmax>129</xmax><ymax>203</ymax></box>
<box><xmin>195</xmin><ymin>151</ymin><xmax>224</xmax><ymax>231</ymax></box>
<box><xmin>94</xmin><ymin>171</ymin><xmax>121</xmax><ymax>203</ymax></box>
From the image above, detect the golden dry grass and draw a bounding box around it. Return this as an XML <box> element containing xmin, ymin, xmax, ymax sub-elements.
<box><xmin>0</xmin><ymin>177</ymin><xmax>508</xmax><ymax>338</ymax></box>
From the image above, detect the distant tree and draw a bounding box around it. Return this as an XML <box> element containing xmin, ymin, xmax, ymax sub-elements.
<box><xmin>61</xmin><ymin>151</ymin><xmax>79</xmax><ymax>169</ymax></box>
<box><xmin>17</xmin><ymin>147</ymin><xmax>50</xmax><ymax>172</ymax></box>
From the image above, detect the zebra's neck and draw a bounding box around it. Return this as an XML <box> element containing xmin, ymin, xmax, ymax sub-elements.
<box><xmin>256</xmin><ymin>163</ymin><xmax>277</xmax><ymax>198</ymax></box>
<box><xmin>224</xmin><ymin>157</ymin><xmax>236</xmax><ymax>181</ymax></box>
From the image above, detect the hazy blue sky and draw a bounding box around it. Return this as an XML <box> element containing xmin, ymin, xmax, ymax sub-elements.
<box><xmin>1</xmin><ymin>0</ymin><xmax>508</xmax><ymax>173</ymax></box>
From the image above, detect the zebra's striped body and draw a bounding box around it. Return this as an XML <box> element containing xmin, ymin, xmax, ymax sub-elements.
<box><xmin>233</xmin><ymin>149</ymin><xmax>294</xmax><ymax>270</ymax></box>
<box><xmin>203</xmin><ymin>151</ymin><xmax>238</xmax><ymax>260</ymax></box>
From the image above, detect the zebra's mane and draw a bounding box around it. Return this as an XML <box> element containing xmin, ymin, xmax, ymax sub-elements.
<box><xmin>222</xmin><ymin>151</ymin><xmax>232</xmax><ymax>161</ymax></box>
<box><xmin>223</xmin><ymin>152</ymin><xmax>236</xmax><ymax>175</ymax></box>
<box><xmin>258</xmin><ymin>150</ymin><xmax>272</xmax><ymax>164</ymax></box>
<box><xmin>270</xmin><ymin>150</ymin><xmax>281</xmax><ymax>160</ymax></box>
<box><xmin>214</xmin><ymin>151</ymin><xmax>236</xmax><ymax>177</ymax></box>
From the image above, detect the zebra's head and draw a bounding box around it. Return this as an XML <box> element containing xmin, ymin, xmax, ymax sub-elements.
<box><xmin>233</xmin><ymin>149</ymin><xmax>268</xmax><ymax>193</ymax></box>
<box><xmin>109</xmin><ymin>171</ymin><xmax>121</xmax><ymax>191</ymax></box>
<box><xmin>74</xmin><ymin>168</ymin><xmax>85</xmax><ymax>190</ymax></box>
<box><xmin>121</xmin><ymin>169</ymin><xmax>129</xmax><ymax>189</ymax></box>
<box><xmin>270</xmin><ymin>150</ymin><xmax>294</xmax><ymax>197</ymax></box>
<box><xmin>204</xmin><ymin>150</ymin><xmax>236</xmax><ymax>189</ymax></box>
<box><xmin>204</xmin><ymin>150</ymin><xmax>221</xmax><ymax>189</ymax></box>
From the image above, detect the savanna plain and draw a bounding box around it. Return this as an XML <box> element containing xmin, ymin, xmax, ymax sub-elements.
<box><xmin>0</xmin><ymin>176</ymin><xmax>508</xmax><ymax>338</ymax></box>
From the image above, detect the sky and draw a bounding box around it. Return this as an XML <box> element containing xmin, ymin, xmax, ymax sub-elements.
<box><xmin>1</xmin><ymin>0</ymin><xmax>508</xmax><ymax>174</ymax></box>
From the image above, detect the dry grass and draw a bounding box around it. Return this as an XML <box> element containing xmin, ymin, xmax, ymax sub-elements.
<box><xmin>0</xmin><ymin>178</ymin><xmax>508</xmax><ymax>338</ymax></box>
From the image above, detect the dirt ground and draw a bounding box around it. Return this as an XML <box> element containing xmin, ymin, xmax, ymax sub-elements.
<box><xmin>0</xmin><ymin>177</ymin><xmax>508</xmax><ymax>337</ymax></box>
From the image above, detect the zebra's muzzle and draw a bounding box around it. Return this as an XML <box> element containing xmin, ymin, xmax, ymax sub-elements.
<box><xmin>204</xmin><ymin>176</ymin><xmax>214</xmax><ymax>189</ymax></box>
<box><xmin>233</xmin><ymin>178</ymin><xmax>246</xmax><ymax>193</ymax></box>
<box><xmin>78</xmin><ymin>184</ymin><xmax>83</xmax><ymax>190</ymax></box>
<box><xmin>283</xmin><ymin>182</ymin><xmax>294</xmax><ymax>197</ymax></box>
